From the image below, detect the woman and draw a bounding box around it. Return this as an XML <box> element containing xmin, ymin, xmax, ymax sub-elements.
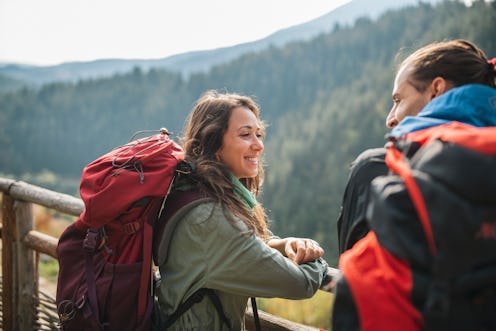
<box><xmin>155</xmin><ymin>90</ymin><xmax>329</xmax><ymax>330</ymax></box>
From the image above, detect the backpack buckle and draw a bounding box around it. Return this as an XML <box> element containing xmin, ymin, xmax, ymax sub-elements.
<box><xmin>83</xmin><ymin>228</ymin><xmax>101</xmax><ymax>253</ymax></box>
<box><xmin>123</xmin><ymin>221</ymin><xmax>142</xmax><ymax>234</ymax></box>
<box><xmin>176</xmin><ymin>161</ymin><xmax>195</xmax><ymax>174</ymax></box>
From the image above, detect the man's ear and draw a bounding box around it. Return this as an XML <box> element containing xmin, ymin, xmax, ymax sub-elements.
<box><xmin>429</xmin><ymin>77</ymin><xmax>448</xmax><ymax>99</ymax></box>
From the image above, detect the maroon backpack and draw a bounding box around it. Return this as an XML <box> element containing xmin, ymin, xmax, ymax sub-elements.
<box><xmin>55</xmin><ymin>129</ymin><xmax>190</xmax><ymax>331</ymax></box>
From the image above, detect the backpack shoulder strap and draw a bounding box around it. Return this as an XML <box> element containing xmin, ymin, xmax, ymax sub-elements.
<box><xmin>152</xmin><ymin>190</ymin><xmax>234</xmax><ymax>330</ymax></box>
<box><xmin>163</xmin><ymin>288</ymin><xmax>233</xmax><ymax>331</ymax></box>
<box><xmin>152</xmin><ymin>189</ymin><xmax>212</xmax><ymax>265</ymax></box>
<box><xmin>386</xmin><ymin>142</ymin><xmax>436</xmax><ymax>256</ymax></box>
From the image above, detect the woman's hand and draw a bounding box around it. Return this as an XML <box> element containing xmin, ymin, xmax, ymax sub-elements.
<box><xmin>268</xmin><ymin>237</ymin><xmax>324</xmax><ymax>264</ymax></box>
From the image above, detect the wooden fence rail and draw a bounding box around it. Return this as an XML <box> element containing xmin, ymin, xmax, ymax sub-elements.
<box><xmin>0</xmin><ymin>177</ymin><xmax>330</xmax><ymax>331</ymax></box>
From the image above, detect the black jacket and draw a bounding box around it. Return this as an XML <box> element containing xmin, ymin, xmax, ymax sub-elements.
<box><xmin>336</xmin><ymin>147</ymin><xmax>387</xmax><ymax>255</ymax></box>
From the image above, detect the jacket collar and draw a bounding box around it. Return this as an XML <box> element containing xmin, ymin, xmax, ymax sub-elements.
<box><xmin>391</xmin><ymin>84</ymin><xmax>496</xmax><ymax>137</ymax></box>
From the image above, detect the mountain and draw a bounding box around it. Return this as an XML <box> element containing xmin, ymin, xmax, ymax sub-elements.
<box><xmin>1</xmin><ymin>0</ymin><xmax>493</xmax><ymax>263</ymax></box>
<box><xmin>0</xmin><ymin>0</ymin><xmax>440</xmax><ymax>88</ymax></box>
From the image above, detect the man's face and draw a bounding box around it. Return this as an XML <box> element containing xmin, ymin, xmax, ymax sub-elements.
<box><xmin>386</xmin><ymin>65</ymin><xmax>433</xmax><ymax>128</ymax></box>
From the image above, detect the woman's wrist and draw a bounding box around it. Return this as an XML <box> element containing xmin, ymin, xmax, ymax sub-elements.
<box><xmin>267</xmin><ymin>237</ymin><xmax>291</xmax><ymax>256</ymax></box>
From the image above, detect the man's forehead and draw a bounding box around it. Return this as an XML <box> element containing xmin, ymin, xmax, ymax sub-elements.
<box><xmin>393</xmin><ymin>65</ymin><xmax>413</xmax><ymax>92</ymax></box>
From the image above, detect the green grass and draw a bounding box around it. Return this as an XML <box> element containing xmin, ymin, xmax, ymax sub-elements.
<box><xmin>39</xmin><ymin>257</ymin><xmax>59</xmax><ymax>281</ymax></box>
<box><xmin>257</xmin><ymin>290</ymin><xmax>334</xmax><ymax>330</ymax></box>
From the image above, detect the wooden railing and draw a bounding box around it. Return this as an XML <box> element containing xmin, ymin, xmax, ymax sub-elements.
<box><xmin>0</xmin><ymin>177</ymin><xmax>332</xmax><ymax>331</ymax></box>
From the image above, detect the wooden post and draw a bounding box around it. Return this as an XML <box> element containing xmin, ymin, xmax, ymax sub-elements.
<box><xmin>2</xmin><ymin>194</ymin><xmax>18</xmax><ymax>331</ymax></box>
<box><xmin>15</xmin><ymin>200</ymin><xmax>37</xmax><ymax>331</ymax></box>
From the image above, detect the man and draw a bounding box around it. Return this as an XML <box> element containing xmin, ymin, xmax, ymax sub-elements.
<box><xmin>337</xmin><ymin>39</ymin><xmax>496</xmax><ymax>255</ymax></box>
<box><xmin>333</xmin><ymin>38</ymin><xmax>496</xmax><ymax>331</ymax></box>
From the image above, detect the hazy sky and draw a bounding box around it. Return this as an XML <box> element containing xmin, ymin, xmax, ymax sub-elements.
<box><xmin>0</xmin><ymin>0</ymin><xmax>351</xmax><ymax>66</ymax></box>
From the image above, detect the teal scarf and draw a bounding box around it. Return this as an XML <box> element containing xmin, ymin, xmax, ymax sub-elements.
<box><xmin>230</xmin><ymin>174</ymin><xmax>256</xmax><ymax>211</ymax></box>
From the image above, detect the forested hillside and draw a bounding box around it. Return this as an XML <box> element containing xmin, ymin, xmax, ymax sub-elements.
<box><xmin>0</xmin><ymin>0</ymin><xmax>440</xmax><ymax>86</ymax></box>
<box><xmin>1</xmin><ymin>0</ymin><xmax>494</xmax><ymax>264</ymax></box>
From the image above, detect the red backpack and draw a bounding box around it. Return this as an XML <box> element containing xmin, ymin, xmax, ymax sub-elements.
<box><xmin>56</xmin><ymin>129</ymin><xmax>190</xmax><ymax>331</ymax></box>
<box><xmin>333</xmin><ymin>122</ymin><xmax>496</xmax><ymax>331</ymax></box>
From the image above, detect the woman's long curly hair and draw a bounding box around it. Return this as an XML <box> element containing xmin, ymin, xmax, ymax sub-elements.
<box><xmin>180</xmin><ymin>90</ymin><xmax>268</xmax><ymax>239</ymax></box>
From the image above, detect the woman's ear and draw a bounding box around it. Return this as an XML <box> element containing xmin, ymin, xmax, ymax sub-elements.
<box><xmin>215</xmin><ymin>150</ymin><xmax>222</xmax><ymax>161</ymax></box>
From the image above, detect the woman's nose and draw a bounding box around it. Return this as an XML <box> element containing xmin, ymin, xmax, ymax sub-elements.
<box><xmin>252</xmin><ymin>136</ymin><xmax>264</xmax><ymax>150</ymax></box>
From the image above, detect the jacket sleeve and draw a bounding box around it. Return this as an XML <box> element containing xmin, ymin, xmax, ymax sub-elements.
<box><xmin>189</xmin><ymin>203</ymin><xmax>328</xmax><ymax>299</ymax></box>
<box><xmin>337</xmin><ymin>147</ymin><xmax>387</xmax><ymax>254</ymax></box>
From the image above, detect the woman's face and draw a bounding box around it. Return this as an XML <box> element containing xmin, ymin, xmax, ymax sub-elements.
<box><xmin>386</xmin><ymin>64</ymin><xmax>433</xmax><ymax>128</ymax></box>
<box><xmin>216</xmin><ymin>106</ymin><xmax>264</xmax><ymax>179</ymax></box>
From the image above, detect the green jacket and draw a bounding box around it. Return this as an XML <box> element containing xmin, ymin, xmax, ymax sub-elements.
<box><xmin>155</xmin><ymin>201</ymin><xmax>328</xmax><ymax>330</ymax></box>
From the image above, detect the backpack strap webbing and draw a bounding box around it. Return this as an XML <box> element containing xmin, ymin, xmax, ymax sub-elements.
<box><xmin>152</xmin><ymin>189</ymin><xmax>212</xmax><ymax>265</ymax></box>
<box><xmin>251</xmin><ymin>297</ymin><xmax>262</xmax><ymax>331</ymax></box>
<box><xmin>82</xmin><ymin>228</ymin><xmax>104</xmax><ymax>329</ymax></box>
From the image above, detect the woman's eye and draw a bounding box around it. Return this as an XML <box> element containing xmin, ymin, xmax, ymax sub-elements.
<box><xmin>239</xmin><ymin>131</ymin><xmax>264</xmax><ymax>140</ymax></box>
